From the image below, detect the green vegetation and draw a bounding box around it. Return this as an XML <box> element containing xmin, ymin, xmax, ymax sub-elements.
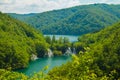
<box><xmin>47</xmin><ymin>22</ymin><xmax>120</xmax><ymax>79</ymax></box>
<box><xmin>1</xmin><ymin>4</ymin><xmax>120</xmax><ymax>79</ymax></box>
<box><xmin>0</xmin><ymin>12</ymin><xmax>48</xmax><ymax>70</ymax></box>
<box><xmin>0</xmin><ymin>69</ymin><xmax>27</xmax><ymax>80</ymax></box>
<box><xmin>0</xmin><ymin>68</ymin><xmax>48</xmax><ymax>80</ymax></box>
<box><xmin>9</xmin><ymin>4</ymin><xmax>120</xmax><ymax>35</ymax></box>
<box><xmin>45</xmin><ymin>36</ymin><xmax>71</xmax><ymax>56</ymax></box>
<box><xmin>1</xmin><ymin>16</ymin><xmax>120</xmax><ymax>80</ymax></box>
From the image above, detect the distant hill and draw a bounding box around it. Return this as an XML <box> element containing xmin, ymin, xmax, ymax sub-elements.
<box><xmin>0</xmin><ymin>12</ymin><xmax>48</xmax><ymax>69</ymax></box>
<box><xmin>9</xmin><ymin>4</ymin><xmax>120</xmax><ymax>35</ymax></box>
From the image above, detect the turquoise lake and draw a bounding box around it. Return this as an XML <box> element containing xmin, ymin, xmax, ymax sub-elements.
<box><xmin>44</xmin><ymin>34</ymin><xmax>79</xmax><ymax>42</ymax></box>
<box><xmin>17</xmin><ymin>56</ymin><xmax>71</xmax><ymax>76</ymax></box>
<box><xmin>17</xmin><ymin>35</ymin><xmax>78</xmax><ymax>76</ymax></box>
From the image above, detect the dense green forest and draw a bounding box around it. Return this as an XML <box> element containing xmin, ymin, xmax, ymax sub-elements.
<box><xmin>0</xmin><ymin>3</ymin><xmax>120</xmax><ymax>80</ymax></box>
<box><xmin>47</xmin><ymin>22</ymin><xmax>120</xmax><ymax>79</ymax></box>
<box><xmin>0</xmin><ymin>12</ymin><xmax>120</xmax><ymax>79</ymax></box>
<box><xmin>0</xmin><ymin>12</ymin><xmax>49</xmax><ymax>70</ymax></box>
<box><xmin>9</xmin><ymin>4</ymin><xmax>120</xmax><ymax>35</ymax></box>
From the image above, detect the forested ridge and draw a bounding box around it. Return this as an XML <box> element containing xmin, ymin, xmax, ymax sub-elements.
<box><xmin>9</xmin><ymin>4</ymin><xmax>120</xmax><ymax>35</ymax></box>
<box><xmin>0</xmin><ymin>12</ymin><xmax>48</xmax><ymax>70</ymax></box>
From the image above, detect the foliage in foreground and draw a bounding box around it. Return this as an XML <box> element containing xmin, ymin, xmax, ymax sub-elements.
<box><xmin>47</xmin><ymin>22</ymin><xmax>120</xmax><ymax>79</ymax></box>
<box><xmin>0</xmin><ymin>69</ymin><xmax>46</xmax><ymax>80</ymax></box>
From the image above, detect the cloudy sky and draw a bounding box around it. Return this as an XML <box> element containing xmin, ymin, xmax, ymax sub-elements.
<box><xmin>0</xmin><ymin>0</ymin><xmax>120</xmax><ymax>14</ymax></box>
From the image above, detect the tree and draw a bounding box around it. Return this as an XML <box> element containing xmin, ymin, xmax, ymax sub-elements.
<box><xmin>63</xmin><ymin>37</ymin><xmax>69</xmax><ymax>43</ymax></box>
<box><xmin>58</xmin><ymin>37</ymin><xmax>63</xmax><ymax>44</ymax></box>
<box><xmin>45</xmin><ymin>36</ymin><xmax>51</xmax><ymax>44</ymax></box>
<box><xmin>52</xmin><ymin>35</ymin><xmax>56</xmax><ymax>43</ymax></box>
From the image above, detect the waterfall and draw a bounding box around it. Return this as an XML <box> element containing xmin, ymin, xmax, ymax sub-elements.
<box><xmin>64</xmin><ymin>47</ymin><xmax>72</xmax><ymax>56</ymax></box>
<box><xmin>31</xmin><ymin>54</ymin><xmax>38</xmax><ymax>60</ymax></box>
<box><xmin>48</xmin><ymin>49</ymin><xmax>53</xmax><ymax>57</ymax></box>
<box><xmin>73</xmin><ymin>48</ymin><xmax>76</xmax><ymax>54</ymax></box>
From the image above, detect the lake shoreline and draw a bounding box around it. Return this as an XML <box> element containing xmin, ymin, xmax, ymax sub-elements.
<box><xmin>44</xmin><ymin>34</ymin><xmax>79</xmax><ymax>42</ymax></box>
<box><xmin>16</xmin><ymin>56</ymin><xmax>71</xmax><ymax>76</ymax></box>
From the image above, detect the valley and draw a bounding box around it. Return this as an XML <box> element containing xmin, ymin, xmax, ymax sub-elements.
<box><xmin>0</xmin><ymin>3</ymin><xmax>120</xmax><ymax>80</ymax></box>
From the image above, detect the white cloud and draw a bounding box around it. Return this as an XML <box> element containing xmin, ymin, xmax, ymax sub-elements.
<box><xmin>0</xmin><ymin>0</ymin><xmax>81</xmax><ymax>14</ymax></box>
<box><xmin>0</xmin><ymin>0</ymin><xmax>120</xmax><ymax>14</ymax></box>
<box><xmin>106</xmin><ymin>0</ymin><xmax>120</xmax><ymax>4</ymax></box>
<box><xmin>0</xmin><ymin>0</ymin><xmax>14</xmax><ymax>4</ymax></box>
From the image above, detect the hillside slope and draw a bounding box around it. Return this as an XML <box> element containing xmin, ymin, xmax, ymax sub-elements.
<box><xmin>9</xmin><ymin>4</ymin><xmax>120</xmax><ymax>35</ymax></box>
<box><xmin>0</xmin><ymin>13</ymin><xmax>120</xmax><ymax>80</ymax></box>
<box><xmin>47</xmin><ymin>22</ymin><xmax>120</xmax><ymax>79</ymax></box>
<box><xmin>0</xmin><ymin>12</ymin><xmax>48</xmax><ymax>69</ymax></box>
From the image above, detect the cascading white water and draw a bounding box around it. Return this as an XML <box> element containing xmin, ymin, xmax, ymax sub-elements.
<box><xmin>31</xmin><ymin>54</ymin><xmax>38</xmax><ymax>60</ymax></box>
<box><xmin>48</xmin><ymin>49</ymin><xmax>53</xmax><ymax>57</ymax></box>
<box><xmin>73</xmin><ymin>48</ymin><xmax>76</xmax><ymax>54</ymax></box>
<box><xmin>65</xmin><ymin>47</ymin><xmax>72</xmax><ymax>56</ymax></box>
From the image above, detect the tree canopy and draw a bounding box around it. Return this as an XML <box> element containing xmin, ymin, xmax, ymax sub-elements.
<box><xmin>47</xmin><ymin>22</ymin><xmax>120</xmax><ymax>79</ymax></box>
<box><xmin>9</xmin><ymin>4</ymin><xmax>120</xmax><ymax>35</ymax></box>
<box><xmin>0</xmin><ymin>12</ymin><xmax>48</xmax><ymax>70</ymax></box>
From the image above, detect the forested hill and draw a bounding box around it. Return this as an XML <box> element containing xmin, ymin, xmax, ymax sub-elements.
<box><xmin>47</xmin><ymin>22</ymin><xmax>120</xmax><ymax>79</ymax></box>
<box><xmin>0</xmin><ymin>12</ymin><xmax>48</xmax><ymax>70</ymax></box>
<box><xmin>9</xmin><ymin>4</ymin><xmax>120</xmax><ymax>35</ymax></box>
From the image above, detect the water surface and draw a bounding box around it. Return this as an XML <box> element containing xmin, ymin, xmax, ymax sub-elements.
<box><xmin>17</xmin><ymin>34</ymin><xmax>78</xmax><ymax>76</ymax></box>
<box><xmin>44</xmin><ymin>35</ymin><xmax>79</xmax><ymax>42</ymax></box>
<box><xmin>17</xmin><ymin>56</ymin><xmax>71</xmax><ymax>76</ymax></box>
